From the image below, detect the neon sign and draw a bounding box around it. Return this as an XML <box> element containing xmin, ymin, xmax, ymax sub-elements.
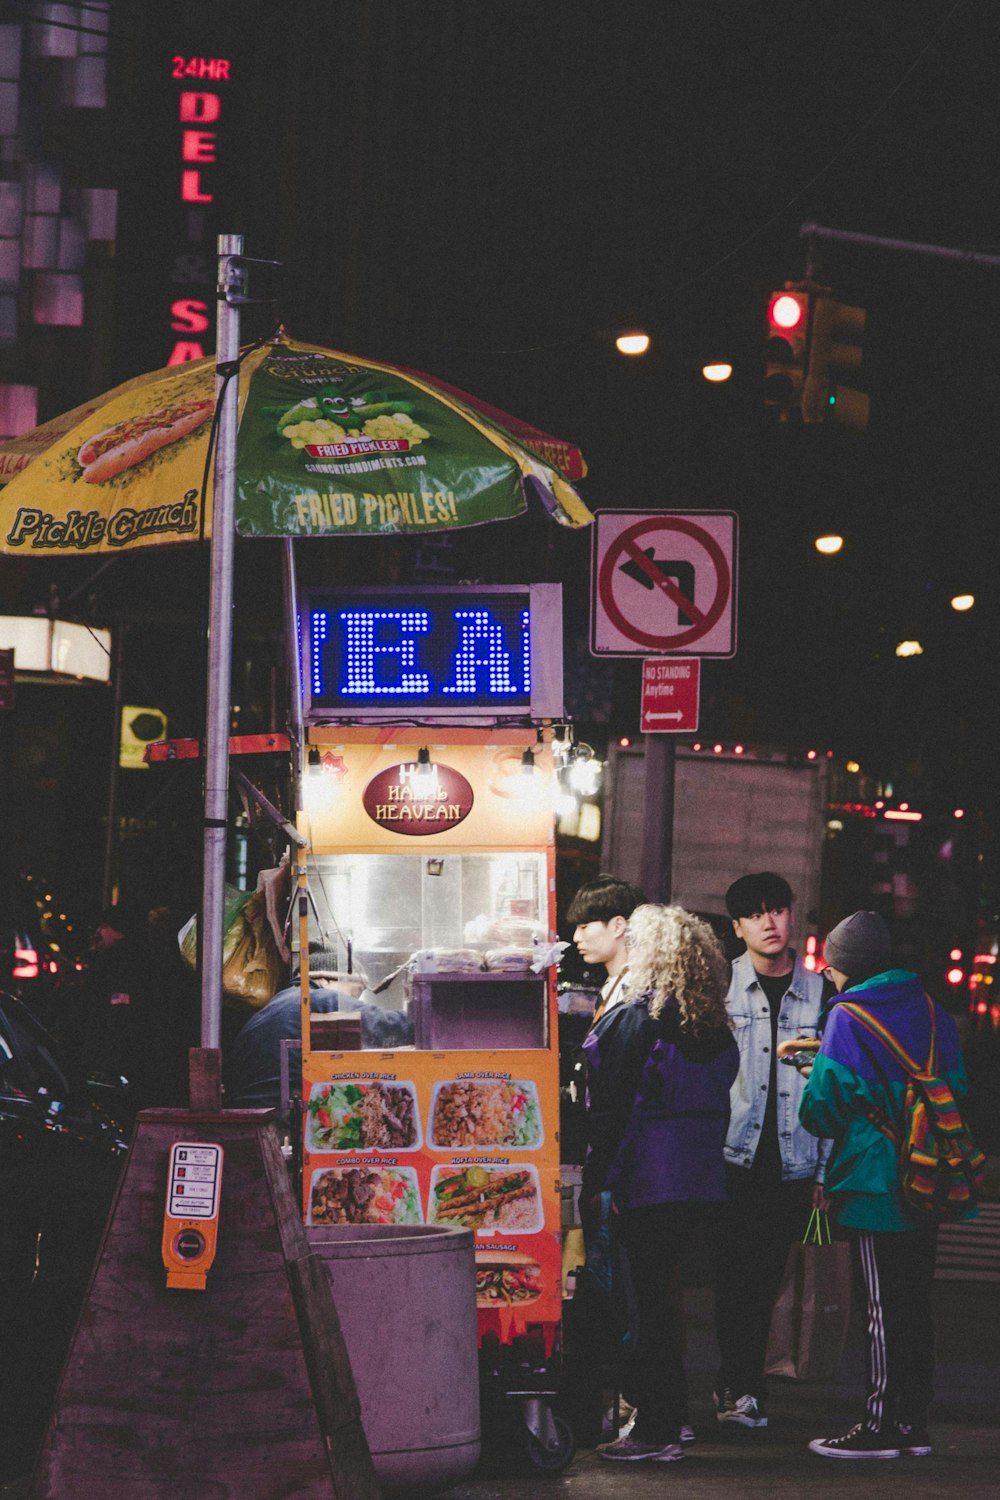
<box><xmin>166</xmin><ymin>58</ymin><xmax>232</xmax><ymax>367</ymax></box>
<box><xmin>303</xmin><ymin>586</ymin><xmax>563</xmax><ymax>722</ymax></box>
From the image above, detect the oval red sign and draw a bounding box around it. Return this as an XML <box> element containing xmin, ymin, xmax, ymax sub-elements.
<box><xmin>362</xmin><ymin>761</ymin><xmax>475</xmax><ymax>836</ymax></box>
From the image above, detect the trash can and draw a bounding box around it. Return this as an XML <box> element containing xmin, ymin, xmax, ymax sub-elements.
<box><xmin>306</xmin><ymin>1222</ymin><xmax>481</xmax><ymax>1494</ymax></box>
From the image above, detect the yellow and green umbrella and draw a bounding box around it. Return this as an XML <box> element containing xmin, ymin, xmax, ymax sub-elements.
<box><xmin>0</xmin><ymin>331</ymin><xmax>592</xmax><ymax>556</ymax></box>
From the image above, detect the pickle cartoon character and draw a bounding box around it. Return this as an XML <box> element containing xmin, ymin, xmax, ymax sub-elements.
<box><xmin>276</xmin><ymin>386</ymin><xmax>430</xmax><ymax>449</ymax></box>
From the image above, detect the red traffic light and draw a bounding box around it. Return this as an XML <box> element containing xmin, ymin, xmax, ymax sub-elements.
<box><xmin>769</xmin><ymin>292</ymin><xmax>807</xmax><ymax>331</ymax></box>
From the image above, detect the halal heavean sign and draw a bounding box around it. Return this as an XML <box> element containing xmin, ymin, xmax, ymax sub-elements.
<box><xmin>362</xmin><ymin>759</ymin><xmax>474</xmax><ymax>835</ymax></box>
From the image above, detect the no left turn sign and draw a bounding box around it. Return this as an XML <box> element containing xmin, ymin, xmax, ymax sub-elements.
<box><xmin>590</xmin><ymin>509</ymin><xmax>738</xmax><ymax>657</ymax></box>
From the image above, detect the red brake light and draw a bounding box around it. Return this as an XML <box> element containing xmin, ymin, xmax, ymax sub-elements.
<box><xmin>13</xmin><ymin>946</ymin><xmax>39</xmax><ymax>979</ymax></box>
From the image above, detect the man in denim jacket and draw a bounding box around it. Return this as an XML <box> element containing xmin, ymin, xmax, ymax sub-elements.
<box><xmin>713</xmin><ymin>872</ymin><xmax>833</xmax><ymax>1430</ymax></box>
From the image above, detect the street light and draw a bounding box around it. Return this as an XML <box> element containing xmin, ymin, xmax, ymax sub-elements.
<box><xmin>615</xmin><ymin>331</ymin><xmax>650</xmax><ymax>356</ymax></box>
<box><xmin>815</xmin><ymin>534</ymin><xmax>843</xmax><ymax>555</ymax></box>
<box><xmin>950</xmin><ymin>594</ymin><xmax>974</xmax><ymax>612</ymax></box>
<box><xmin>895</xmin><ymin>640</ymin><xmax>924</xmax><ymax>657</ymax></box>
<box><xmin>701</xmin><ymin>361</ymin><xmax>733</xmax><ymax>382</ymax></box>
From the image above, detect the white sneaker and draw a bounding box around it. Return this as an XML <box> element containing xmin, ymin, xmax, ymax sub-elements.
<box><xmin>715</xmin><ymin>1389</ymin><xmax>768</xmax><ymax>1428</ymax></box>
<box><xmin>680</xmin><ymin>1423</ymin><xmax>696</xmax><ymax>1444</ymax></box>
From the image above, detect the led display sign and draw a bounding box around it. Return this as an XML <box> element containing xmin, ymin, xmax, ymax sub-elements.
<box><xmin>303</xmin><ymin>585</ymin><xmax>563</xmax><ymax>723</ymax></box>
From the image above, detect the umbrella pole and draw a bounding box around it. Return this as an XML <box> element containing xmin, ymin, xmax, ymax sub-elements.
<box><xmin>196</xmin><ymin>233</ymin><xmax>243</xmax><ymax>1080</ymax></box>
<box><xmin>282</xmin><ymin>538</ymin><xmax>305</xmax><ymax>799</ymax></box>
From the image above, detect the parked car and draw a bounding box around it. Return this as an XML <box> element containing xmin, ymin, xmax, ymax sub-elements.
<box><xmin>0</xmin><ymin>873</ymin><xmax>87</xmax><ymax>1029</ymax></box>
<box><xmin>0</xmin><ymin>989</ymin><xmax>128</xmax><ymax>1479</ymax></box>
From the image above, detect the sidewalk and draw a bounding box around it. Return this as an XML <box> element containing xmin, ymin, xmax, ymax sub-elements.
<box><xmin>4</xmin><ymin>1254</ymin><xmax>995</xmax><ymax>1498</ymax></box>
<box><xmin>443</xmin><ymin>1276</ymin><xmax>999</xmax><ymax>1500</ymax></box>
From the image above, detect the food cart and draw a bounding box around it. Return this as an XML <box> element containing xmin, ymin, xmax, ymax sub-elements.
<box><xmin>296</xmin><ymin>583</ymin><xmax>575</xmax><ymax>1471</ymax></box>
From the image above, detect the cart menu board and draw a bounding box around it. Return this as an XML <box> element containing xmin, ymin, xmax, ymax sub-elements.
<box><xmin>301</xmin><ymin>1047</ymin><xmax>562</xmax><ymax>1335</ymax></box>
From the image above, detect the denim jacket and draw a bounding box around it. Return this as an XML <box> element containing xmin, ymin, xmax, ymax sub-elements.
<box><xmin>723</xmin><ymin>949</ymin><xmax>831</xmax><ymax>1180</ymax></box>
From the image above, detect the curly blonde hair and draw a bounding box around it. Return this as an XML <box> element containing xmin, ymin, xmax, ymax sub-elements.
<box><xmin>627</xmin><ymin>903</ymin><xmax>731</xmax><ymax>1035</ymax></box>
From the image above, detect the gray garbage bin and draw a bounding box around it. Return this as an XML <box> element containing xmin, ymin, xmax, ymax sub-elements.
<box><xmin>306</xmin><ymin>1222</ymin><xmax>480</xmax><ymax>1494</ymax></box>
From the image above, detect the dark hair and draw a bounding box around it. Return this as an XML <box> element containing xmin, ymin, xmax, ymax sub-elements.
<box><xmin>566</xmin><ymin>874</ymin><xmax>645</xmax><ymax>926</ymax></box>
<box><xmin>725</xmin><ymin>872</ymin><xmax>793</xmax><ymax>920</ymax></box>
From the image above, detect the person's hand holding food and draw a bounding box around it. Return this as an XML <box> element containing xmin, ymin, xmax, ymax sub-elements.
<box><xmin>777</xmin><ymin>1035</ymin><xmax>821</xmax><ymax>1077</ymax></box>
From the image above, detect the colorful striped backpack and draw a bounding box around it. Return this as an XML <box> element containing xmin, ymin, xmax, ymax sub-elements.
<box><xmin>839</xmin><ymin>993</ymin><xmax>986</xmax><ymax>1221</ymax></box>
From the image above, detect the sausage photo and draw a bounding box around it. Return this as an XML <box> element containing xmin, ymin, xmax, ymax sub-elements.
<box><xmin>474</xmin><ymin>1251</ymin><xmax>542</xmax><ymax>1306</ymax></box>
<box><xmin>77</xmin><ymin>398</ymin><xmax>214</xmax><ymax>483</ymax></box>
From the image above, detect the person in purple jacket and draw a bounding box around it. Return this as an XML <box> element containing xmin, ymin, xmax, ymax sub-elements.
<box><xmin>586</xmin><ymin>904</ymin><xmax>739</xmax><ymax>1464</ymax></box>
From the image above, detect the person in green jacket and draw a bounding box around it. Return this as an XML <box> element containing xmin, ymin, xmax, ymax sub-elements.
<box><xmin>797</xmin><ymin>910</ymin><xmax>970</xmax><ymax>1461</ymax></box>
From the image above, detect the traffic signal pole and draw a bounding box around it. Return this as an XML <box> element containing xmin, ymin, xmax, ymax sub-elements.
<box><xmin>802</xmin><ymin>221</ymin><xmax>1000</xmax><ymax>273</ymax></box>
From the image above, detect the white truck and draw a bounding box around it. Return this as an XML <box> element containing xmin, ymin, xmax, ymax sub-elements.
<box><xmin>600</xmin><ymin>742</ymin><xmax>829</xmax><ymax>954</ymax></box>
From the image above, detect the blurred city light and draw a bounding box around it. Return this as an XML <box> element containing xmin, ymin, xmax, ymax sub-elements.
<box><xmin>701</xmin><ymin>361</ymin><xmax>733</xmax><ymax>382</ymax></box>
<box><xmin>846</xmin><ymin>760</ymin><xmax>860</xmax><ymax>773</ymax></box>
<box><xmin>616</xmin><ymin>331</ymin><xmax>650</xmax><ymax>355</ymax></box>
<box><xmin>950</xmin><ymin>593</ymin><xmax>974</xmax><ymax>612</ymax></box>
<box><xmin>815</xmin><ymin>534</ymin><xmax>843</xmax><ymax>554</ymax></box>
<box><xmin>895</xmin><ymin>640</ymin><xmax>923</xmax><ymax>657</ymax></box>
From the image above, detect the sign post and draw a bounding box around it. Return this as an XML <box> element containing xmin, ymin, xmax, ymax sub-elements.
<box><xmin>591</xmin><ymin>510</ymin><xmax>738</xmax><ymax>902</ymax></box>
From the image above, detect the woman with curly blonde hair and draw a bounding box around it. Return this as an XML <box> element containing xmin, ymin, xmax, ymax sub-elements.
<box><xmin>584</xmin><ymin>904</ymin><xmax>738</xmax><ymax>1465</ymax></box>
<box><xmin>626</xmin><ymin>904</ymin><xmax>731</xmax><ymax>1035</ymax></box>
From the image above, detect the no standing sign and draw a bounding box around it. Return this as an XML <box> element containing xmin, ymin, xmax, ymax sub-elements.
<box><xmin>590</xmin><ymin>510</ymin><xmax>738</xmax><ymax>657</ymax></box>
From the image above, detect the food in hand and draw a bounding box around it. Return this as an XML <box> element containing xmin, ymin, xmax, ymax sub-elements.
<box><xmin>475</xmin><ymin>1251</ymin><xmax>542</xmax><ymax>1306</ymax></box>
<box><xmin>309</xmin><ymin>1165</ymin><xmax>421</xmax><ymax>1226</ymax></box>
<box><xmin>431</xmin><ymin>1079</ymin><xmax>541</xmax><ymax>1149</ymax></box>
<box><xmin>307</xmin><ymin>1080</ymin><xmax>418</xmax><ymax>1151</ymax></box>
<box><xmin>430</xmin><ymin>1165</ymin><xmax>540</xmax><ymax>1232</ymax></box>
<box><xmin>776</xmin><ymin>1037</ymin><xmax>821</xmax><ymax>1058</ymax></box>
<box><xmin>77</xmin><ymin>399</ymin><xmax>214</xmax><ymax>482</ymax></box>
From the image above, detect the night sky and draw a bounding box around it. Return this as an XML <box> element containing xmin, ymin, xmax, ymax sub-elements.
<box><xmin>110</xmin><ymin>1</ymin><xmax>1000</xmax><ymax>811</ymax></box>
<box><xmin>7</xmin><ymin>0</ymin><xmax>1000</xmax><ymax>909</ymax></box>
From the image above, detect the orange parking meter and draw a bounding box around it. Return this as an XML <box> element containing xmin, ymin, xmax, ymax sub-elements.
<box><xmin>161</xmin><ymin>1141</ymin><xmax>224</xmax><ymax>1290</ymax></box>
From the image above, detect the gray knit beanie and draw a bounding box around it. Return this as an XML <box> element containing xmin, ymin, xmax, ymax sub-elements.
<box><xmin>823</xmin><ymin>910</ymin><xmax>891</xmax><ymax>978</ymax></box>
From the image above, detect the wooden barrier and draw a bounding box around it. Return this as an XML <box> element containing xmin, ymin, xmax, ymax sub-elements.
<box><xmin>29</xmin><ymin>1109</ymin><xmax>379</xmax><ymax>1499</ymax></box>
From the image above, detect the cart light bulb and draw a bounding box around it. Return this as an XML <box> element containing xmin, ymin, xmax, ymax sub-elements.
<box><xmin>520</xmin><ymin>748</ymin><xmax>535</xmax><ymax>777</ymax></box>
<box><xmin>414</xmin><ymin>746</ymin><xmax>438</xmax><ymax>785</ymax></box>
<box><xmin>307</xmin><ymin>746</ymin><xmax>322</xmax><ymax>776</ymax></box>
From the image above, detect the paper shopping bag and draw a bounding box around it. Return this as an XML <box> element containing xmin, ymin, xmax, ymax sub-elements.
<box><xmin>765</xmin><ymin>1209</ymin><xmax>852</xmax><ymax>1381</ymax></box>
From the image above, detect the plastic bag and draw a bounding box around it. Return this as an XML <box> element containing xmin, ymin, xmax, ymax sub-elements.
<box><xmin>178</xmin><ymin>885</ymin><xmax>252</xmax><ymax>972</ymax></box>
<box><xmin>220</xmin><ymin>890</ymin><xmax>288</xmax><ymax>1009</ymax></box>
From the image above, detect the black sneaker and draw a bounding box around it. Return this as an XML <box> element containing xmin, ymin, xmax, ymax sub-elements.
<box><xmin>714</xmin><ymin>1389</ymin><xmax>768</xmax><ymax>1428</ymax></box>
<box><xmin>897</xmin><ymin>1424</ymin><xmax>932</xmax><ymax>1457</ymax></box>
<box><xmin>809</xmin><ymin>1423</ymin><xmax>902</xmax><ymax>1459</ymax></box>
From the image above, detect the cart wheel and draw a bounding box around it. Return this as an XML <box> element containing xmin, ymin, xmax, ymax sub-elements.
<box><xmin>525</xmin><ymin>1413</ymin><xmax>576</xmax><ymax>1474</ymax></box>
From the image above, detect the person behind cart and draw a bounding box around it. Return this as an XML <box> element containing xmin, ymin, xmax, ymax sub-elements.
<box><xmin>583</xmin><ymin>903</ymin><xmax>738</xmax><ymax>1464</ymax></box>
<box><xmin>224</xmin><ymin>950</ymin><xmax>414</xmax><ymax>1110</ymax></box>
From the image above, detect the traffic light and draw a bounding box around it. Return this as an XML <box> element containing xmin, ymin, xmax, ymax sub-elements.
<box><xmin>802</xmin><ymin>292</ymin><xmax>869</xmax><ymax>431</ymax></box>
<box><xmin>764</xmin><ymin>285</ymin><xmax>811</xmax><ymax>421</ymax></box>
